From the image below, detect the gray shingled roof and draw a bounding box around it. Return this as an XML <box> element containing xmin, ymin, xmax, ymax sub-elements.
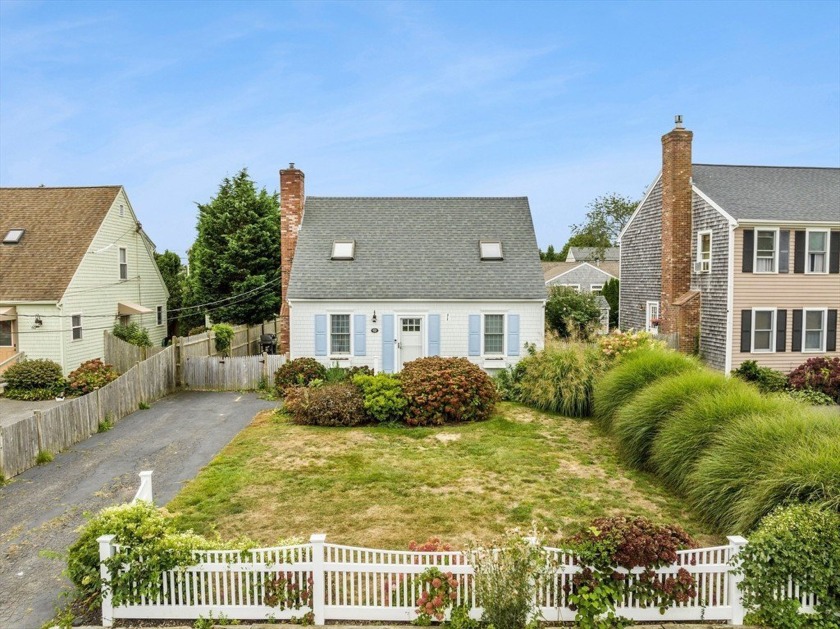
<box><xmin>567</xmin><ymin>246</ymin><xmax>620</xmax><ymax>261</ymax></box>
<box><xmin>287</xmin><ymin>197</ymin><xmax>547</xmax><ymax>300</ymax></box>
<box><xmin>692</xmin><ymin>165</ymin><xmax>840</xmax><ymax>222</ymax></box>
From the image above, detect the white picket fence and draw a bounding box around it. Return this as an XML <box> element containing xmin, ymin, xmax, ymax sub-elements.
<box><xmin>97</xmin><ymin>473</ymin><xmax>818</xmax><ymax>627</ymax></box>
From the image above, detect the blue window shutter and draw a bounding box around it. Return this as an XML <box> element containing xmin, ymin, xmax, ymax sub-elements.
<box><xmin>428</xmin><ymin>314</ymin><xmax>440</xmax><ymax>356</ymax></box>
<box><xmin>468</xmin><ymin>314</ymin><xmax>481</xmax><ymax>356</ymax></box>
<box><xmin>314</xmin><ymin>314</ymin><xmax>327</xmax><ymax>356</ymax></box>
<box><xmin>507</xmin><ymin>314</ymin><xmax>520</xmax><ymax>356</ymax></box>
<box><xmin>382</xmin><ymin>314</ymin><xmax>395</xmax><ymax>373</ymax></box>
<box><xmin>354</xmin><ymin>314</ymin><xmax>366</xmax><ymax>356</ymax></box>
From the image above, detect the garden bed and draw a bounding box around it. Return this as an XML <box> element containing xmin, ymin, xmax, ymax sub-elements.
<box><xmin>166</xmin><ymin>403</ymin><xmax>716</xmax><ymax>548</ymax></box>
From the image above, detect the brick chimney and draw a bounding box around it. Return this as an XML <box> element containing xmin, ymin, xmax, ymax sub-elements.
<box><xmin>279</xmin><ymin>163</ymin><xmax>305</xmax><ymax>356</ymax></box>
<box><xmin>660</xmin><ymin>116</ymin><xmax>693</xmax><ymax>338</ymax></box>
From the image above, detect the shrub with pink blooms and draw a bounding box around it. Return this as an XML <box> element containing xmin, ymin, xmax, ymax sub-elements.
<box><xmin>598</xmin><ymin>329</ymin><xmax>663</xmax><ymax>362</ymax></box>
<box><xmin>414</xmin><ymin>567</ymin><xmax>460</xmax><ymax>624</ymax></box>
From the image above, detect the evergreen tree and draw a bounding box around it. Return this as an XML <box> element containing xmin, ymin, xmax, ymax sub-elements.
<box><xmin>188</xmin><ymin>169</ymin><xmax>281</xmax><ymax>326</ymax></box>
<box><xmin>601</xmin><ymin>278</ymin><xmax>620</xmax><ymax>330</ymax></box>
<box><xmin>154</xmin><ymin>250</ymin><xmax>185</xmax><ymax>339</ymax></box>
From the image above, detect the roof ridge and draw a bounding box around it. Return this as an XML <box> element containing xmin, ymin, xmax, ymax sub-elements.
<box><xmin>692</xmin><ymin>163</ymin><xmax>840</xmax><ymax>170</ymax></box>
<box><xmin>0</xmin><ymin>185</ymin><xmax>123</xmax><ymax>190</ymax></box>
<box><xmin>307</xmin><ymin>196</ymin><xmax>529</xmax><ymax>200</ymax></box>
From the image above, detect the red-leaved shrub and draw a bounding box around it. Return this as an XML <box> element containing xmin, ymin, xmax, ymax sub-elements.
<box><xmin>400</xmin><ymin>357</ymin><xmax>498</xmax><ymax>426</ymax></box>
<box><xmin>283</xmin><ymin>383</ymin><xmax>367</xmax><ymax>427</ymax></box>
<box><xmin>788</xmin><ymin>357</ymin><xmax>840</xmax><ymax>403</ymax></box>
<box><xmin>67</xmin><ymin>359</ymin><xmax>119</xmax><ymax>395</ymax></box>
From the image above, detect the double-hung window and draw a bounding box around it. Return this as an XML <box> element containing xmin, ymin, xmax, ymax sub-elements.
<box><xmin>754</xmin><ymin>230</ymin><xmax>777</xmax><ymax>273</ymax></box>
<box><xmin>157</xmin><ymin>306</ymin><xmax>164</xmax><ymax>326</ymax></box>
<box><xmin>752</xmin><ymin>309</ymin><xmax>775</xmax><ymax>352</ymax></box>
<box><xmin>119</xmin><ymin>247</ymin><xmax>128</xmax><ymax>280</ymax></box>
<box><xmin>0</xmin><ymin>320</ymin><xmax>12</xmax><ymax>346</ymax></box>
<box><xmin>806</xmin><ymin>230</ymin><xmax>828</xmax><ymax>273</ymax></box>
<box><xmin>71</xmin><ymin>314</ymin><xmax>83</xmax><ymax>341</ymax></box>
<box><xmin>330</xmin><ymin>314</ymin><xmax>351</xmax><ymax>354</ymax></box>
<box><xmin>484</xmin><ymin>314</ymin><xmax>504</xmax><ymax>355</ymax></box>
<box><xmin>698</xmin><ymin>231</ymin><xmax>712</xmax><ymax>273</ymax></box>
<box><xmin>804</xmin><ymin>309</ymin><xmax>826</xmax><ymax>352</ymax></box>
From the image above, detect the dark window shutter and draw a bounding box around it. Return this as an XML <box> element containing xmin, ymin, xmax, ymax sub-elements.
<box><xmin>792</xmin><ymin>309</ymin><xmax>803</xmax><ymax>352</ymax></box>
<box><xmin>829</xmin><ymin>231</ymin><xmax>840</xmax><ymax>274</ymax></box>
<box><xmin>794</xmin><ymin>231</ymin><xmax>806</xmax><ymax>273</ymax></box>
<box><xmin>827</xmin><ymin>310</ymin><xmax>838</xmax><ymax>352</ymax></box>
<box><xmin>778</xmin><ymin>230</ymin><xmax>790</xmax><ymax>273</ymax></box>
<box><xmin>740</xmin><ymin>310</ymin><xmax>752</xmax><ymax>352</ymax></box>
<box><xmin>775</xmin><ymin>309</ymin><xmax>787</xmax><ymax>352</ymax></box>
<box><xmin>742</xmin><ymin>230</ymin><xmax>754</xmax><ymax>273</ymax></box>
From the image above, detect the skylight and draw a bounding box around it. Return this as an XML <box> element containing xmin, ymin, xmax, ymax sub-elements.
<box><xmin>3</xmin><ymin>229</ymin><xmax>24</xmax><ymax>244</ymax></box>
<box><xmin>480</xmin><ymin>241</ymin><xmax>503</xmax><ymax>260</ymax></box>
<box><xmin>331</xmin><ymin>240</ymin><xmax>355</xmax><ymax>260</ymax></box>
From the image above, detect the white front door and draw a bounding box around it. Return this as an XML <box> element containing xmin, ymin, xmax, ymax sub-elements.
<box><xmin>646</xmin><ymin>301</ymin><xmax>660</xmax><ymax>333</ymax></box>
<box><xmin>398</xmin><ymin>317</ymin><xmax>423</xmax><ymax>370</ymax></box>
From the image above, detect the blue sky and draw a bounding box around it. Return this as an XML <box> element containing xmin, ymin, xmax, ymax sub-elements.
<box><xmin>1</xmin><ymin>0</ymin><xmax>838</xmax><ymax>260</ymax></box>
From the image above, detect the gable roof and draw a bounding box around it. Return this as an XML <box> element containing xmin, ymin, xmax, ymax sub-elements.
<box><xmin>0</xmin><ymin>186</ymin><xmax>121</xmax><ymax>301</ymax></box>
<box><xmin>567</xmin><ymin>246</ymin><xmax>620</xmax><ymax>261</ymax></box>
<box><xmin>287</xmin><ymin>197</ymin><xmax>546</xmax><ymax>300</ymax></box>
<box><xmin>542</xmin><ymin>261</ymin><xmax>620</xmax><ymax>283</ymax></box>
<box><xmin>692</xmin><ymin>165</ymin><xmax>840</xmax><ymax>223</ymax></box>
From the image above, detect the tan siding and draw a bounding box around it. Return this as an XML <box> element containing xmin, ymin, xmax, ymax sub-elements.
<box><xmin>732</xmin><ymin>226</ymin><xmax>840</xmax><ymax>372</ymax></box>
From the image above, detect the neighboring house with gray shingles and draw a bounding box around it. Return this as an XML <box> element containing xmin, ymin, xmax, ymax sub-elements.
<box><xmin>566</xmin><ymin>246</ymin><xmax>620</xmax><ymax>262</ymax></box>
<box><xmin>278</xmin><ymin>166</ymin><xmax>546</xmax><ymax>373</ymax></box>
<box><xmin>543</xmin><ymin>261</ymin><xmax>619</xmax><ymax>334</ymax></box>
<box><xmin>620</xmin><ymin>119</ymin><xmax>839</xmax><ymax>372</ymax></box>
<box><xmin>0</xmin><ymin>186</ymin><xmax>168</xmax><ymax>374</ymax></box>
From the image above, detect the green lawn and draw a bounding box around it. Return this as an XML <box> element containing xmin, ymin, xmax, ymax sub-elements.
<box><xmin>166</xmin><ymin>402</ymin><xmax>718</xmax><ymax>549</ymax></box>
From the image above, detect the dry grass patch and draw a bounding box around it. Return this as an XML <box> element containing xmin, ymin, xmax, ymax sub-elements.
<box><xmin>167</xmin><ymin>403</ymin><xmax>716</xmax><ymax>548</ymax></box>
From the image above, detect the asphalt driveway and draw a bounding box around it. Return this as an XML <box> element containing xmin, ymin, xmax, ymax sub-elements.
<box><xmin>0</xmin><ymin>391</ymin><xmax>277</xmax><ymax>629</ymax></box>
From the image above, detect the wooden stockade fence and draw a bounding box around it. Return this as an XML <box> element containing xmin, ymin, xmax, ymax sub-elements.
<box><xmin>176</xmin><ymin>318</ymin><xmax>280</xmax><ymax>363</ymax></box>
<box><xmin>104</xmin><ymin>332</ymin><xmax>165</xmax><ymax>375</ymax></box>
<box><xmin>0</xmin><ymin>346</ymin><xmax>176</xmax><ymax>479</ymax></box>
<box><xmin>183</xmin><ymin>354</ymin><xmax>286</xmax><ymax>391</ymax></box>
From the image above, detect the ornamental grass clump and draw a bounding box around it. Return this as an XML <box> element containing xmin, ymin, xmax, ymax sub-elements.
<box><xmin>613</xmin><ymin>369</ymin><xmax>730</xmax><ymax>470</ymax></box>
<box><xmin>516</xmin><ymin>342</ymin><xmax>604</xmax><ymax>417</ymax></box>
<box><xmin>649</xmin><ymin>382</ymin><xmax>786</xmax><ymax>492</ymax></box>
<box><xmin>592</xmin><ymin>347</ymin><xmax>700</xmax><ymax>430</ymax></box>
<box><xmin>687</xmin><ymin>408</ymin><xmax>840</xmax><ymax>533</ymax></box>
<box><xmin>401</xmin><ymin>357</ymin><xmax>497</xmax><ymax>426</ymax></box>
<box><xmin>737</xmin><ymin>504</ymin><xmax>840</xmax><ymax>628</ymax></box>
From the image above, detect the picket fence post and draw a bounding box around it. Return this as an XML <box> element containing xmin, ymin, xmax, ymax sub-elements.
<box><xmin>310</xmin><ymin>533</ymin><xmax>327</xmax><ymax>625</ymax></box>
<box><xmin>727</xmin><ymin>535</ymin><xmax>748</xmax><ymax>625</ymax></box>
<box><xmin>98</xmin><ymin>534</ymin><xmax>116</xmax><ymax>628</ymax></box>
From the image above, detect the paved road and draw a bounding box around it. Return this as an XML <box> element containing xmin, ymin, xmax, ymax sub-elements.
<box><xmin>0</xmin><ymin>391</ymin><xmax>276</xmax><ymax>629</ymax></box>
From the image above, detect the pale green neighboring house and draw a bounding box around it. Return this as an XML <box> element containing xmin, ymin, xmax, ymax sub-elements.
<box><xmin>0</xmin><ymin>186</ymin><xmax>169</xmax><ymax>375</ymax></box>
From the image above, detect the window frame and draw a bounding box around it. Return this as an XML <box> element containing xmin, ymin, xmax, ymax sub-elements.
<box><xmin>697</xmin><ymin>229</ymin><xmax>712</xmax><ymax>273</ymax></box>
<box><xmin>0</xmin><ymin>319</ymin><xmax>13</xmax><ymax>347</ymax></box>
<box><xmin>590</xmin><ymin>283</ymin><xmax>603</xmax><ymax>295</ymax></box>
<box><xmin>331</xmin><ymin>241</ymin><xmax>355</xmax><ymax>260</ymax></box>
<box><xmin>3</xmin><ymin>228</ymin><xmax>24</xmax><ymax>244</ymax></box>
<box><xmin>645</xmin><ymin>301</ymin><xmax>660</xmax><ymax>333</ymax></box>
<box><xmin>71</xmin><ymin>313</ymin><xmax>83</xmax><ymax>341</ymax></box>
<box><xmin>480</xmin><ymin>241</ymin><xmax>503</xmax><ymax>261</ymax></box>
<box><xmin>329</xmin><ymin>313</ymin><xmax>352</xmax><ymax>356</ymax></box>
<box><xmin>156</xmin><ymin>305</ymin><xmax>164</xmax><ymax>327</ymax></box>
<box><xmin>753</xmin><ymin>228</ymin><xmax>779</xmax><ymax>274</ymax></box>
<box><xmin>803</xmin><ymin>307</ymin><xmax>827</xmax><ymax>353</ymax></box>
<box><xmin>751</xmin><ymin>308</ymin><xmax>776</xmax><ymax>353</ymax></box>
<box><xmin>119</xmin><ymin>247</ymin><xmax>128</xmax><ymax>280</ymax></box>
<box><xmin>805</xmin><ymin>229</ymin><xmax>829</xmax><ymax>274</ymax></box>
<box><xmin>482</xmin><ymin>313</ymin><xmax>506</xmax><ymax>356</ymax></box>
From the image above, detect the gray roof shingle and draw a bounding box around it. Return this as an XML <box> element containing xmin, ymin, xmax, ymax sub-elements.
<box><xmin>692</xmin><ymin>165</ymin><xmax>840</xmax><ymax>222</ymax></box>
<box><xmin>287</xmin><ymin>197</ymin><xmax>547</xmax><ymax>300</ymax></box>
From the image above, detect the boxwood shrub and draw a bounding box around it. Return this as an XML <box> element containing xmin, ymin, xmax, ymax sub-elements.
<box><xmin>3</xmin><ymin>358</ymin><xmax>65</xmax><ymax>400</ymax></box>
<box><xmin>401</xmin><ymin>357</ymin><xmax>497</xmax><ymax>426</ymax></box>
<box><xmin>592</xmin><ymin>347</ymin><xmax>700</xmax><ymax>430</ymax></box>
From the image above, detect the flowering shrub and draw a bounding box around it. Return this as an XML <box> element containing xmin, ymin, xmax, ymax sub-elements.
<box><xmin>283</xmin><ymin>383</ymin><xmax>367</xmax><ymax>427</ymax></box>
<box><xmin>400</xmin><ymin>357</ymin><xmax>497</xmax><ymax>426</ymax></box>
<box><xmin>787</xmin><ymin>356</ymin><xmax>840</xmax><ymax>403</ymax></box>
<box><xmin>565</xmin><ymin>516</ymin><xmax>697</xmax><ymax>628</ymax></box>
<box><xmin>737</xmin><ymin>504</ymin><xmax>840</xmax><ymax>628</ymax></box>
<box><xmin>352</xmin><ymin>373</ymin><xmax>407</xmax><ymax>423</ymax></box>
<box><xmin>274</xmin><ymin>357</ymin><xmax>327</xmax><ymax>394</ymax></box>
<box><xmin>597</xmin><ymin>330</ymin><xmax>662</xmax><ymax>362</ymax></box>
<box><xmin>415</xmin><ymin>567</ymin><xmax>459</xmax><ymax>623</ymax></box>
<box><xmin>545</xmin><ymin>286</ymin><xmax>602</xmax><ymax>341</ymax></box>
<box><xmin>3</xmin><ymin>358</ymin><xmax>66</xmax><ymax>400</ymax></box>
<box><xmin>67</xmin><ymin>359</ymin><xmax>118</xmax><ymax>395</ymax></box>
<box><xmin>263</xmin><ymin>571</ymin><xmax>313</xmax><ymax>611</ymax></box>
